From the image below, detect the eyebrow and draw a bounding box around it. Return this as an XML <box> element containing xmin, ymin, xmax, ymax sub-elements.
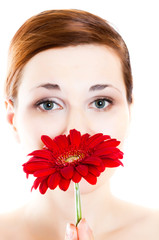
<box><xmin>36</xmin><ymin>83</ymin><xmax>61</xmax><ymax>90</ymax></box>
<box><xmin>89</xmin><ymin>84</ymin><xmax>111</xmax><ymax>91</ymax></box>
<box><xmin>36</xmin><ymin>83</ymin><xmax>117</xmax><ymax>92</ymax></box>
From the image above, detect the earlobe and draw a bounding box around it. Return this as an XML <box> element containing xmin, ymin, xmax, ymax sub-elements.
<box><xmin>5</xmin><ymin>99</ymin><xmax>20</xmax><ymax>142</ymax></box>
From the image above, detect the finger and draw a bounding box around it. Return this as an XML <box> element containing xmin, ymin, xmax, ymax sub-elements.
<box><xmin>78</xmin><ymin>218</ymin><xmax>94</xmax><ymax>240</ymax></box>
<box><xmin>65</xmin><ymin>223</ymin><xmax>78</xmax><ymax>240</ymax></box>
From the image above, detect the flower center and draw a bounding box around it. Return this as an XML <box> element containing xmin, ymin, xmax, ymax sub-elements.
<box><xmin>65</xmin><ymin>155</ymin><xmax>80</xmax><ymax>163</ymax></box>
<box><xmin>57</xmin><ymin>150</ymin><xmax>86</xmax><ymax>165</ymax></box>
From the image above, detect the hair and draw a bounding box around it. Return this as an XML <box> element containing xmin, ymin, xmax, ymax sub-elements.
<box><xmin>4</xmin><ymin>9</ymin><xmax>133</xmax><ymax>103</ymax></box>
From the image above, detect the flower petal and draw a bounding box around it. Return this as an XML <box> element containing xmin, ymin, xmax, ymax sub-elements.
<box><xmin>84</xmin><ymin>173</ymin><xmax>97</xmax><ymax>185</ymax></box>
<box><xmin>60</xmin><ymin>166</ymin><xmax>74</xmax><ymax>179</ymax></box>
<box><xmin>96</xmin><ymin>163</ymin><xmax>105</xmax><ymax>172</ymax></box>
<box><xmin>87</xmin><ymin>133</ymin><xmax>110</xmax><ymax>148</ymax></box>
<box><xmin>69</xmin><ymin>129</ymin><xmax>81</xmax><ymax>147</ymax></box>
<box><xmin>80</xmin><ymin>133</ymin><xmax>90</xmax><ymax>147</ymax></box>
<box><xmin>32</xmin><ymin>176</ymin><xmax>46</xmax><ymax>190</ymax></box>
<box><xmin>101</xmin><ymin>151</ymin><xmax>124</xmax><ymax>160</ymax></box>
<box><xmin>41</xmin><ymin>135</ymin><xmax>60</xmax><ymax>151</ymax></box>
<box><xmin>27</xmin><ymin>149</ymin><xmax>53</xmax><ymax>159</ymax></box>
<box><xmin>76</xmin><ymin>165</ymin><xmax>88</xmax><ymax>176</ymax></box>
<box><xmin>54</xmin><ymin>135</ymin><xmax>69</xmax><ymax>151</ymax></box>
<box><xmin>72</xmin><ymin>171</ymin><xmax>82</xmax><ymax>183</ymax></box>
<box><xmin>34</xmin><ymin>168</ymin><xmax>56</xmax><ymax>177</ymax></box>
<box><xmin>84</xmin><ymin>157</ymin><xmax>101</xmax><ymax>166</ymax></box>
<box><xmin>23</xmin><ymin>161</ymin><xmax>52</xmax><ymax>174</ymax></box>
<box><xmin>39</xmin><ymin>178</ymin><xmax>49</xmax><ymax>194</ymax></box>
<box><xmin>47</xmin><ymin>172</ymin><xmax>61</xmax><ymax>190</ymax></box>
<box><xmin>59</xmin><ymin>177</ymin><xmax>71</xmax><ymax>191</ymax></box>
<box><xmin>94</xmin><ymin>147</ymin><xmax>122</xmax><ymax>157</ymax></box>
<box><xmin>102</xmin><ymin>159</ymin><xmax>123</xmax><ymax>167</ymax></box>
<box><xmin>95</xmin><ymin>139</ymin><xmax>121</xmax><ymax>148</ymax></box>
<box><xmin>88</xmin><ymin>166</ymin><xmax>100</xmax><ymax>177</ymax></box>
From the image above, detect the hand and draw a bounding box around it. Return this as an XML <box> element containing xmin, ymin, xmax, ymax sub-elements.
<box><xmin>65</xmin><ymin>218</ymin><xmax>94</xmax><ymax>240</ymax></box>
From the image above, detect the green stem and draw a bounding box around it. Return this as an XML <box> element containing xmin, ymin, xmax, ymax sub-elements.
<box><xmin>74</xmin><ymin>183</ymin><xmax>82</xmax><ymax>226</ymax></box>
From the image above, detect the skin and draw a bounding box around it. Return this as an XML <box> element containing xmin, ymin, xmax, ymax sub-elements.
<box><xmin>3</xmin><ymin>44</ymin><xmax>159</xmax><ymax>239</ymax></box>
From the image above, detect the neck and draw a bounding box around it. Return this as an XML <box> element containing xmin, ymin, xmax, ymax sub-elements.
<box><xmin>24</xmin><ymin>180</ymin><xmax>119</xmax><ymax>239</ymax></box>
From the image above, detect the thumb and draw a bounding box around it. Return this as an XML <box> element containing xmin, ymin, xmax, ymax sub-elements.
<box><xmin>78</xmin><ymin>218</ymin><xmax>94</xmax><ymax>240</ymax></box>
<box><xmin>65</xmin><ymin>223</ymin><xmax>78</xmax><ymax>240</ymax></box>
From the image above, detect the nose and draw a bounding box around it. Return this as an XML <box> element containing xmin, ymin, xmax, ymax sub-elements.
<box><xmin>62</xmin><ymin>107</ymin><xmax>92</xmax><ymax>136</ymax></box>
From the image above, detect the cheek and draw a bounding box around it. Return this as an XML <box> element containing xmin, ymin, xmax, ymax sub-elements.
<box><xmin>14</xmin><ymin>110</ymin><xmax>67</xmax><ymax>153</ymax></box>
<box><xmin>87</xmin><ymin>106</ymin><xmax>130</xmax><ymax>145</ymax></box>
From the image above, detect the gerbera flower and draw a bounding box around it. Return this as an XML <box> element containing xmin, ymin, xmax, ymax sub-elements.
<box><xmin>22</xmin><ymin>129</ymin><xmax>123</xmax><ymax>194</ymax></box>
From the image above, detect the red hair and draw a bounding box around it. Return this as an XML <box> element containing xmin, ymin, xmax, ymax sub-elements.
<box><xmin>5</xmin><ymin>9</ymin><xmax>133</xmax><ymax>103</ymax></box>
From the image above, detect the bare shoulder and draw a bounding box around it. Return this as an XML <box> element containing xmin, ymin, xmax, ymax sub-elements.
<box><xmin>126</xmin><ymin>204</ymin><xmax>159</xmax><ymax>239</ymax></box>
<box><xmin>114</xmin><ymin>199</ymin><xmax>159</xmax><ymax>239</ymax></box>
<box><xmin>141</xmin><ymin>209</ymin><xmax>159</xmax><ymax>233</ymax></box>
<box><xmin>0</xmin><ymin>207</ymin><xmax>32</xmax><ymax>240</ymax></box>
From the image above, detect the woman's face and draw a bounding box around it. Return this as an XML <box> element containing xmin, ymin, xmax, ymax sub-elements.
<box><xmin>8</xmin><ymin>44</ymin><xmax>131</xmax><ymax>192</ymax></box>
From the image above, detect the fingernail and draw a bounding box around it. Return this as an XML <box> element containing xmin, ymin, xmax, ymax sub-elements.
<box><xmin>79</xmin><ymin>218</ymin><xmax>90</xmax><ymax>231</ymax></box>
<box><xmin>66</xmin><ymin>224</ymin><xmax>73</xmax><ymax>236</ymax></box>
<box><xmin>65</xmin><ymin>223</ymin><xmax>76</xmax><ymax>239</ymax></box>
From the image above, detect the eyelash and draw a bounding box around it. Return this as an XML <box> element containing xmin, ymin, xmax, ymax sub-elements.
<box><xmin>35</xmin><ymin>97</ymin><xmax>113</xmax><ymax>112</ymax></box>
<box><xmin>35</xmin><ymin>99</ymin><xmax>62</xmax><ymax>112</ymax></box>
<box><xmin>89</xmin><ymin>98</ymin><xmax>113</xmax><ymax>111</ymax></box>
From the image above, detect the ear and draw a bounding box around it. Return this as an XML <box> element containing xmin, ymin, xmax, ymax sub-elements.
<box><xmin>5</xmin><ymin>99</ymin><xmax>20</xmax><ymax>143</ymax></box>
<box><xmin>128</xmin><ymin>96</ymin><xmax>134</xmax><ymax>122</ymax></box>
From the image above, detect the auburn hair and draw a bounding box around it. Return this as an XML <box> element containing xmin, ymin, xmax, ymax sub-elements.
<box><xmin>4</xmin><ymin>9</ymin><xmax>133</xmax><ymax>103</ymax></box>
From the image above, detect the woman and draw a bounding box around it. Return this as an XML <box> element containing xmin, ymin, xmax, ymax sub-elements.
<box><xmin>1</xmin><ymin>9</ymin><xmax>159</xmax><ymax>240</ymax></box>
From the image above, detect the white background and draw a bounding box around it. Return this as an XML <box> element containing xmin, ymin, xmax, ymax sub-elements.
<box><xmin>0</xmin><ymin>0</ymin><xmax>159</xmax><ymax>213</ymax></box>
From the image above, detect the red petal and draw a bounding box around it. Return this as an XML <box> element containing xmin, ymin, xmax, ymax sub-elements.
<box><xmin>101</xmin><ymin>151</ymin><xmax>124</xmax><ymax>160</ymax></box>
<box><xmin>39</xmin><ymin>178</ymin><xmax>49</xmax><ymax>194</ymax></box>
<box><xmin>34</xmin><ymin>168</ymin><xmax>56</xmax><ymax>177</ymax></box>
<box><xmin>84</xmin><ymin>157</ymin><xmax>101</xmax><ymax>166</ymax></box>
<box><xmin>95</xmin><ymin>139</ymin><xmax>120</xmax><ymax>149</ymax></box>
<box><xmin>27</xmin><ymin>149</ymin><xmax>53</xmax><ymax>159</ymax></box>
<box><xmin>102</xmin><ymin>159</ymin><xmax>123</xmax><ymax>167</ymax></box>
<box><xmin>72</xmin><ymin>171</ymin><xmax>82</xmax><ymax>183</ymax></box>
<box><xmin>59</xmin><ymin>177</ymin><xmax>71</xmax><ymax>191</ymax></box>
<box><xmin>47</xmin><ymin>172</ymin><xmax>61</xmax><ymax>190</ymax></box>
<box><xmin>32</xmin><ymin>176</ymin><xmax>46</xmax><ymax>190</ymax></box>
<box><xmin>76</xmin><ymin>165</ymin><xmax>88</xmax><ymax>176</ymax></box>
<box><xmin>69</xmin><ymin>129</ymin><xmax>81</xmax><ymax>147</ymax></box>
<box><xmin>87</xmin><ymin>133</ymin><xmax>102</xmax><ymax>144</ymax></box>
<box><xmin>80</xmin><ymin>133</ymin><xmax>90</xmax><ymax>147</ymax></box>
<box><xmin>60</xmin><ymin>166</ymin><xmax>74</xmax><ymax>179</ymax></box>
<box><xmin>88</xmin><ymin>166</ymin><xmax>100</xmax><ymax>176</ymax></box>
<box><xmin>96</xmin><ymin>163</ymin><xmax>105</xmax><ymax>172</ymax></box>
<box><xmin>54</xmin><ymin>135</ymin><xmax>69</xmax><ymax>150</ymax></box>
<box><xmin>24</xmin><ymin>157</ymin><xmax>55</xmax><ymax>165</ymax></box>
<box><xmin>41</xmin><ymin>135</ymin><xmax>60</xmax><ymax>151</ymax></box>
<box><xmin>94</xmin><ymin>147</ymin><xmax>122</xmax><ymax>157</ymax></box>
<box><xmin>87</xmin><ymin>133</ymin><xmax>110</xmax><ymax>148</ymax></box>
<box><xmin>84</xmin><ymin>173</ymin><xmax>97</xmax><ymax>185</ymax></box>
<box><xmin>23</xmin><ymin>161</ymin><xmax>51</xmax><ymax>174</ymax></box>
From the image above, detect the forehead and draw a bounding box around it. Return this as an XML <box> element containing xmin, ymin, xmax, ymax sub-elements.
<box><xmin>20</xmin><ymin>44</ymin><xmax>125</xmax><ymax>92</ymax></box>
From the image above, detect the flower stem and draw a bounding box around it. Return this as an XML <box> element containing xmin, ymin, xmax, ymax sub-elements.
<box><xmin>74</xmin><ymin>183</ymin><xmax>82</xmax><ymax>226</ymax></box>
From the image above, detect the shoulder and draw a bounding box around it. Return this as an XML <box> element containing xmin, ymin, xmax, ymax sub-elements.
<box><xmin>141</xmin><ymin>209</ymin><xmax>159</xmax><ymax>234</ymax></box>
<box><xmin>127</xmin><ymin>207</ymin><xmax>159</xmax><ymax>239</ymax></box>
<box><xmin>0</xmin><ymin>208</ymin><xmax>32</xmax><ymax>240</ymax></box>
<box><xmin>116</xmin><ymin>199</ymin><xmax>159</xmax><ymax>239</ymax></box>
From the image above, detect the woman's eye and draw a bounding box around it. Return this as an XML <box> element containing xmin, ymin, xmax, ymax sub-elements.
<box><xmin>91</xmin><ymin>98</ymin><xmax>112</xmax><ymax>110</ymax></box>
<box><xmin>36</xmin><ymin>100</ymin><xmax>62</xmax><ymax>111</ymax></box>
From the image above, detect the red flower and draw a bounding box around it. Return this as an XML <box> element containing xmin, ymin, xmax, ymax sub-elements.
<box><xmin>23</xmin><ymin>129</ymin><xmax>123</xmax><ymax>194</ymax></box>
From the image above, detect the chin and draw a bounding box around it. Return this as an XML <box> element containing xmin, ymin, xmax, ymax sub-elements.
<box><xmin>67</xmin><ymin>169</ymin><xmax>116</xmax><ymax>195</ymax></box>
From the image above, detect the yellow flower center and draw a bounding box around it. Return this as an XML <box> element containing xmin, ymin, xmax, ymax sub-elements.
<box><xmin>65</xmin><ymin>156</ymin><xmax>80</xmax><ymax>163</ymax></box>
<box><xmin>57</xmin><ymin>150</ymin><xmax>87</xmax><ymax>165</ymax></box>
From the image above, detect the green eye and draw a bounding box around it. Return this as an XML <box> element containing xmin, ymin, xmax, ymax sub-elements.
<box><xmin>42</xmin><ymin>101</ymin><xmax>54</xmax><ymax>110</ymax></box>
<box><xmin>36</xmin><ymin>99</ymin><xmax>62</xmax><ymax>112</ymax></box>
<box><xmin>94</xmin><ymin>99</ymin><xmax>107</xmax><ymax>109</ymax></box>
